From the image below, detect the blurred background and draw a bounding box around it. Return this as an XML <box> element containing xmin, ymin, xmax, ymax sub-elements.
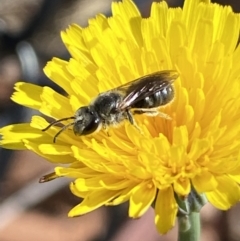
<box><xmin>0</xmin><ymin>0</ymin><xmax>240</xmax><ymax>240</ymax></box>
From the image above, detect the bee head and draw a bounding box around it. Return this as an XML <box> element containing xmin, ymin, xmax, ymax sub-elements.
<box><xmin>73</xmin><ymin>106</ymin><xmax>101</xmax><ymax>135</ymax></box>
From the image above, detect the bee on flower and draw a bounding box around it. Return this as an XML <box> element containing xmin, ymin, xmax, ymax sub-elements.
<box><xmin>1</xmin><ymin>0</ymin><xmax>240</xmax><ymax>237</ymax></box>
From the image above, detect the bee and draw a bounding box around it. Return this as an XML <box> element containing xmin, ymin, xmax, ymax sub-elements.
<box><xmin>42</xmin><ymin>70</ymin><xmax>178</xmax><ymax>142</ymax></box>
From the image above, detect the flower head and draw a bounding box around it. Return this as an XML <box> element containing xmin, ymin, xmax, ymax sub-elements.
<box><xmin>1</xmin><ymin>0</ymin><xmax>240</xmax><ymax>234</ymax></box>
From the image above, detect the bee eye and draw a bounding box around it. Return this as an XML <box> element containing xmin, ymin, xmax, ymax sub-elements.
<box><xmin>73</xmin><ymin>107</ymin><xmax>101</xmax><ymax>135</ymax></box>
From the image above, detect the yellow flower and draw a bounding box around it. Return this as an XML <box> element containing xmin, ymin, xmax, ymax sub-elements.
<box><xmin>1</xmin><ymin>0</ymin><xmax>240</xmax><ymax>234</ymax></box>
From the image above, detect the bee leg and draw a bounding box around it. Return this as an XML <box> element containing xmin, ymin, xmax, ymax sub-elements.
<box><xmin>102</xmin><ymin>122</ymin><xmax>110</xmax><ymax>136</ymax></box>
<box><xmin>133</xmin><ymin>109</ymin><xmax>172</xmax><ymax>120</ymax></box>
<box><xmin>126</xmin><ymin>109</ymin><xmax>134</xmax><ymax>125</ymax></box>
<box><xmin>126</xmin><ymin>110</ymin><xmax>143</xmax><ymax>134</ymax></box>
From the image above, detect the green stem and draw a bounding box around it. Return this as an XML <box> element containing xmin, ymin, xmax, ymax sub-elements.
<box><xmin>178</xmin><ymin>212</ymin><xmax>200</xmax><ymax>241</ymax></box>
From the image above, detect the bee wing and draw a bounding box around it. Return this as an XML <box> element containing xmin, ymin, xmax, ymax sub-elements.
<box><xmin>116</xmin><ymin>70</ymin><xmax>178</xmax><ymax>110</ymax></box>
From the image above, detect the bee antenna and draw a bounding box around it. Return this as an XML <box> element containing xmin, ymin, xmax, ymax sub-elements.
<box><xmin>42</xmin><ymin>116</ymin><xmax>75</xmax><ymax>132</ymax></box>
<box><xmin>53</xmin><ymin>122</ymin><xmax>75</xmax><ymax>143</ymax></box>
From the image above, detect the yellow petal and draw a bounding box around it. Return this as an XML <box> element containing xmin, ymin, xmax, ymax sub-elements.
<box><xmin>11</xmin><ymin>82</ymin><xmax>42</xmax><ymax>109</ymax></box>
<box><xmin>155</xmin><ymin>187</ymin><xmax>178</xmax><ymax>234</ymax></box>
<box><xmin>206</xmin><ymin>175</ymin><xmax>240</xmax><ymax>210</ymax></box>
<box><xmin>68</xmin><ymin>188</ymin><xmax>119</xmax><ymax>216</ymax></box>
<box><xmin>192</xmin><ymin>171</ymin><xmax>218</xmax><ymax>192</ymax></box>
<box><xmin>0</xmin><ymin>124</ymin><xmax>43</xmax><ymax>149</ymax></box>
<box><xmin>129</xmin><ymin>181</ymin><xmax>156</xmax><ymax>218</ymax></box>
<box><xmin>173</xmin><ymin>178</ymin><xmax>191</xmax><ymax>196</ymax></box>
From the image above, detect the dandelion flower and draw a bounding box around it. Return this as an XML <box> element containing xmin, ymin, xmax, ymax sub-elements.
<box><xmin>1</xmin><ymin>0</ymin><xmax>240</xmax><ymax>234</ymax></box>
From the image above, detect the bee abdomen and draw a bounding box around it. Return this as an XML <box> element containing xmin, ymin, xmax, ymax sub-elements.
<box><xmin>132</xmin><ymin>86</ymin><xmax>174</xmax><ymax>109</ymax></box>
